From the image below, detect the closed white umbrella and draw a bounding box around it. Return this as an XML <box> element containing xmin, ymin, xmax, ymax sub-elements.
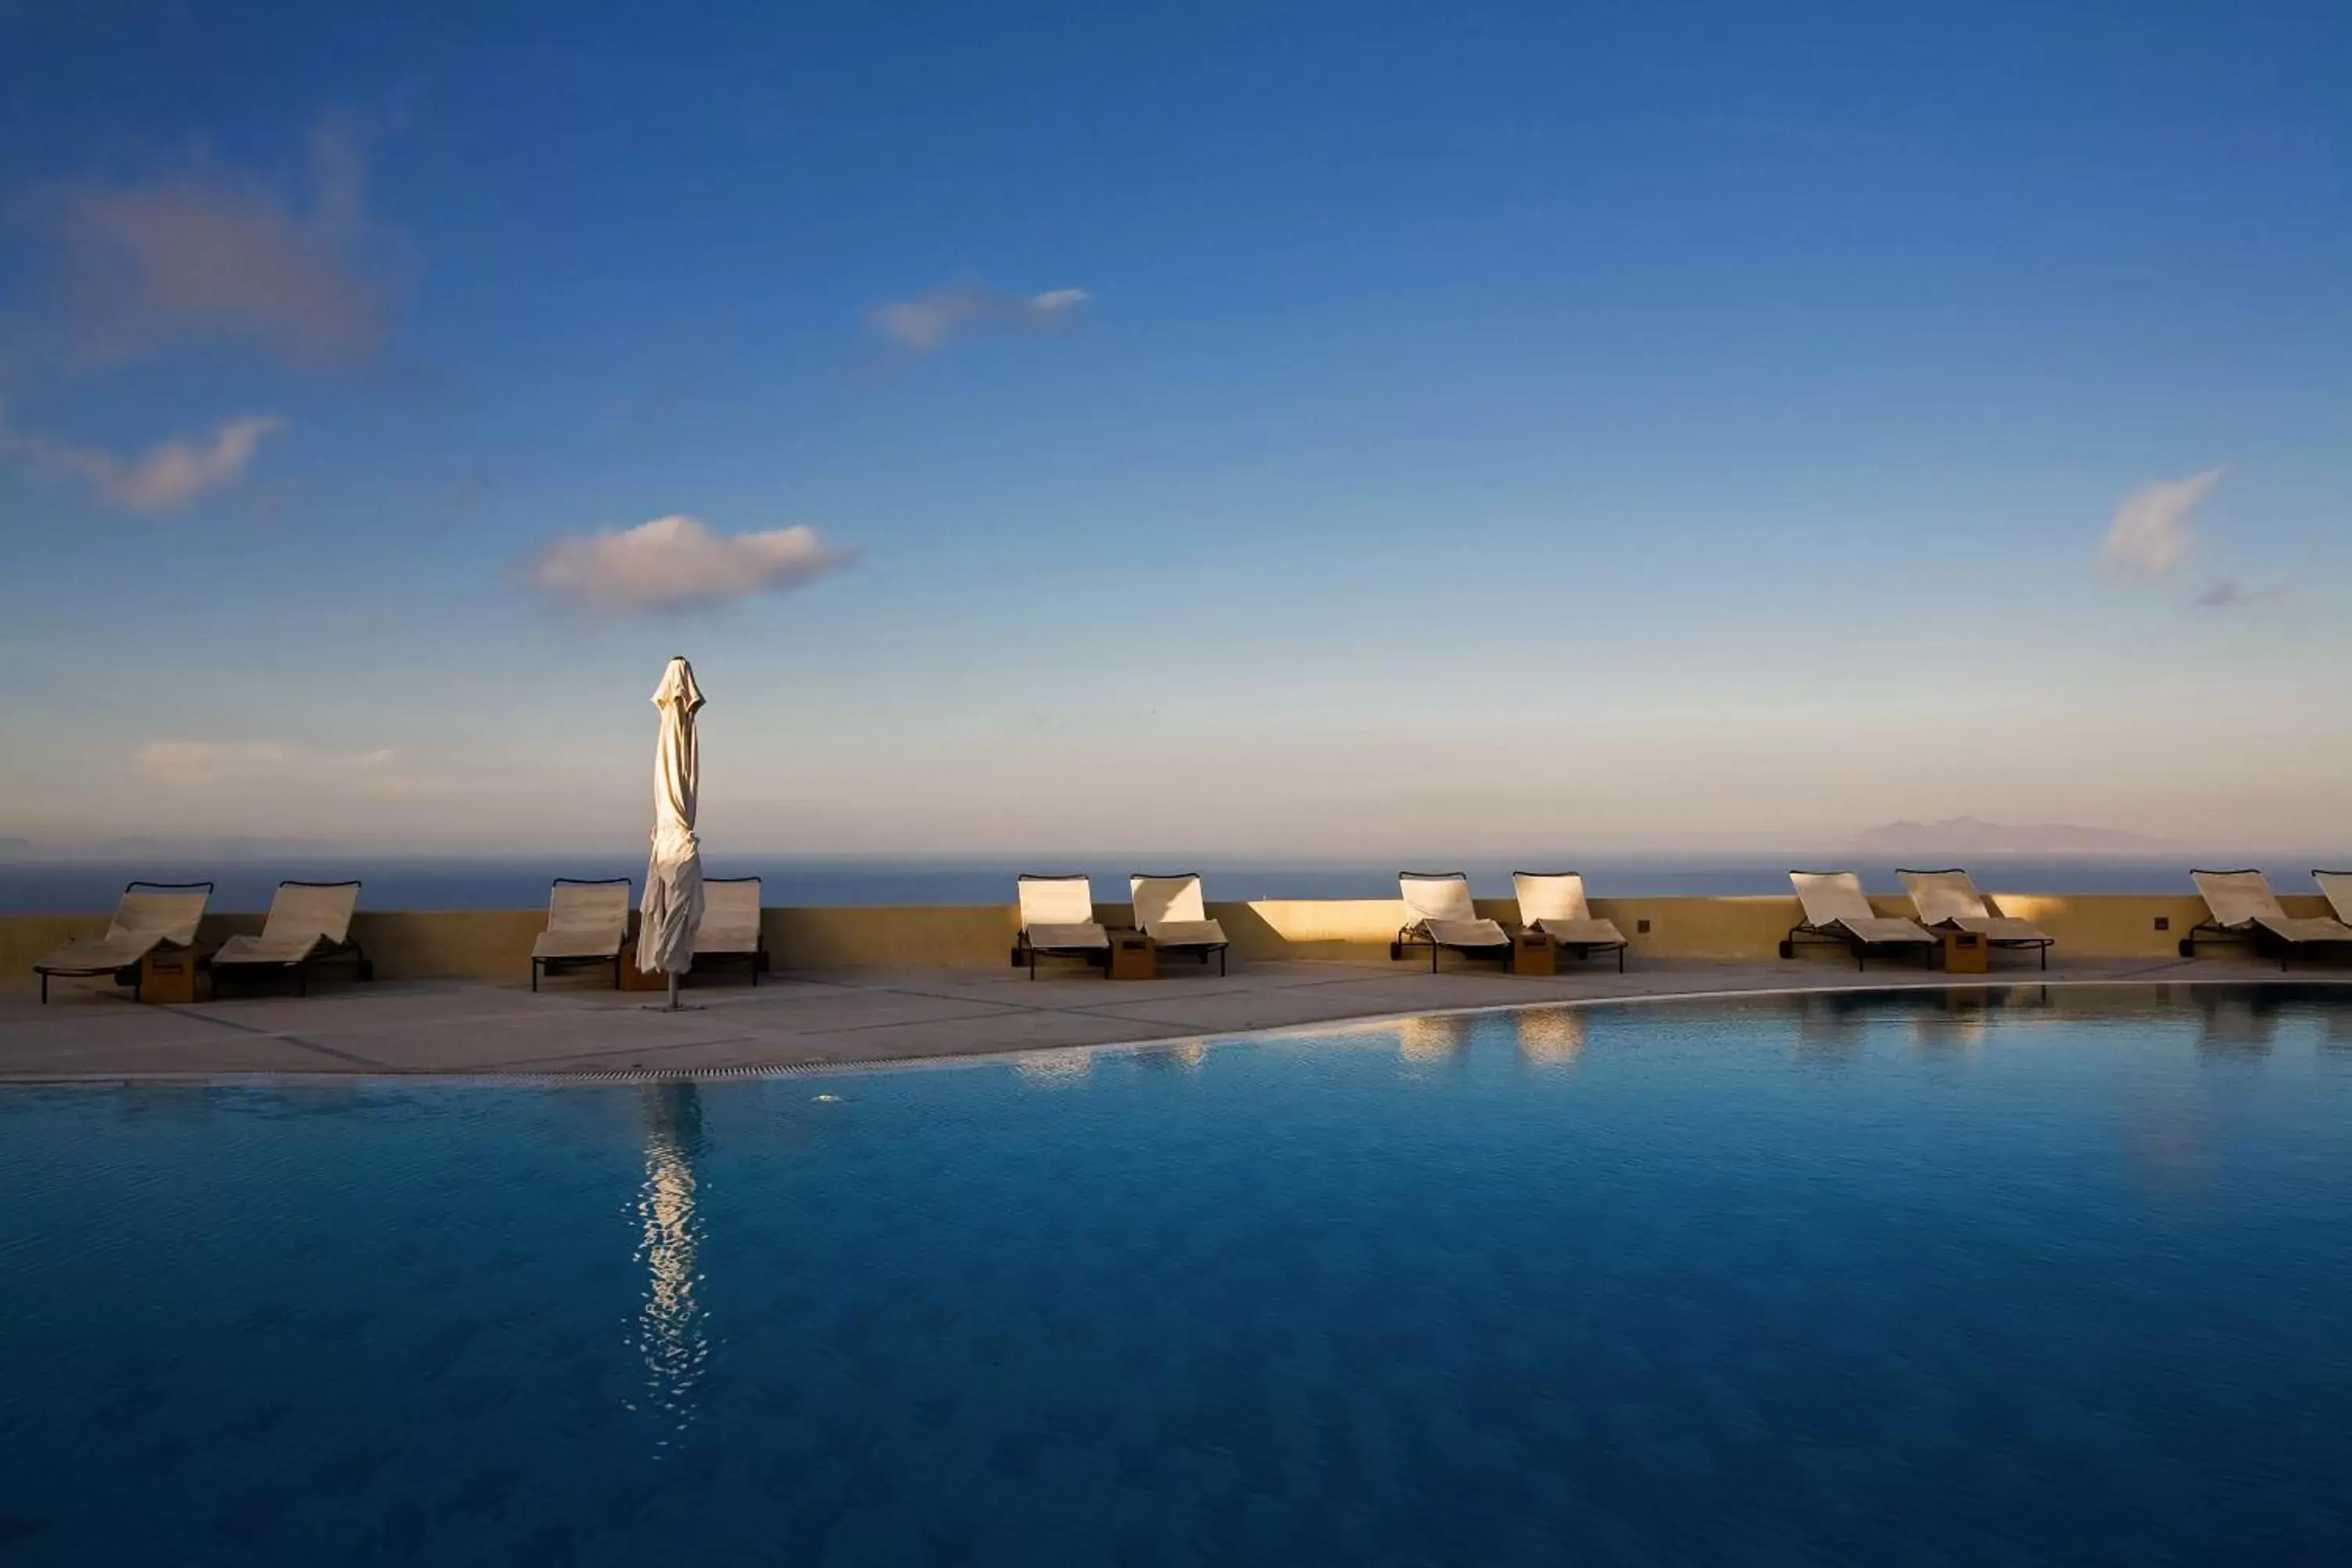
<box><xmin>637</xmin><ymin>656</ymin><xmax>705</xmax><ymax>1010</ymax></box>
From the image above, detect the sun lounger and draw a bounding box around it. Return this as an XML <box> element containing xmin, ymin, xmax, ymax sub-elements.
<box><xmin>1782</xmin><ymin>871</ymin><xmax>1937</xmax><ymax>971</ymax></box>
<box><xmin>1130</xmin><ymin>873</ymin><xmax>1229</xmax><ymax>975</ymax></box>
<box><xmin>1392</xmin><ymin>872</ymin><xmax>1512</xmax><ymax>973</ymax></box>
<box><xmin>530</xmin><ymin>877</ymin><xmax>632</xmax><ymax>991</ymax></box>
<box><xmin>1896</xmin><ymin>868</ymin><xmax>2053</xmax><ymax>971</ymax></box>
<box><xmin>1511</xmin><ymin>872</ymin><xmax>1628</xmax><ymax>972</ymax></box>
<box><xmin>2183</xmin><ymin>870</ymin><xmax>2352</xmax><ymax>969</ymax></box>
<box><xmin>694</xmin><ymin>876</ymin><xmax>769</xmax><ymax>985</ymax></box>
<box><xmin>32</xmin><ymin>880</ymin><xmax>212</xmax><ymax>1004</ymax></box>
<box><xmin>2319</xmin><ymin>871</ymin><xmax>2352</xmax><ymax>927</ymax></box>
<box><xmin>1014</xmin><ymin>875</ymin><xmax>1109</xmax><ymax>978</ymax></box>
<box><xmin>210</xmin><ymin>880</ymin><xmax>368</xmax><ymax>996</ymax></box>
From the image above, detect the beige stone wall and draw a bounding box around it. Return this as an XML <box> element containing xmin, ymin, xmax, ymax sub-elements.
<box><xmin>5</xmin><ymin>891</ymin><xmax>2332</xmax><ymax>983</ymax></box>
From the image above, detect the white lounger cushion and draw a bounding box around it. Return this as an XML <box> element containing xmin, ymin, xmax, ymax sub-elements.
<box><xmin>2194</xmin><ymin>871</ymin><xmax>2352</xmax><ymax>946</ymax></box>
<box><xmin>1897</xmin><ymin>869</ymin><xmax>2050</xmax><ymax>944</ymax></box>
<box><xmin>532</xmin><ymin>881</ymin><xmax>631</xmax><ymax>960</ymax></box>
<box><xmin>1400</xmin><ymin>874</ymin><xmax>1509</xmax><ymax>948</ymax></box>
<box><xmin>1130</xmin><ymin>876</ymin><xmax>1228</xmax><ymax>949</ymax></box>
<box><xmin>695</xmin><ymin>879</ymin><xmax>763</xmax><ymax>955</ymax></box>
<box><xmin>215</xmin><ymin>881</ymin><xmax>360</xmax><ymax>967</ymax></box>
<box><xmin>1421</xmin><ymin>918</ymin><xmax>1511</xmax><ymax>949</ymax></box>
<box><xmin>1791</xmin><ymin>872</ymin><xmax>1934</xmax><ymax>946</ymax></box>
<box><xmin>1145</xmin><ymin>920</ymin><xmax>1227</xmax><ymax>949</ymax></box>
<box><xmin>1537</xmin><ymin>917</ymin><xmax>1628</xmax><ymax>947</ymax></box>
<box><xmin>2258</xmin><ymin>917</ymin><xmax>2352</xmax><ymax>945</ymax></box>
<box><xmin>1948</xmin><ymin>916</ymin><xmax>2050</xmax><ymax>943</ymax></box>
<box><xmin>34</xmin><ymin>936</ymin><xmax>161</xmax><ymax>975</ymax></box>
<box><xmin>1019</xmin><ymin>877</ymin><xmax>1107</xmax><ymax>949</ymax></box>
<box><xmin>1512</xmin><ymin>873</ymin><xmax>1628</xmax><ymax>947</ymax></box>
<box><xmin>36</xmin><ymin>885</ymin><xmax>211</xmax><ymax>974</ymax></box>
<box><xmin>1025</xmin><ymin>923</ymin><xmax>1110</xmax><ymax>950</ymax></box>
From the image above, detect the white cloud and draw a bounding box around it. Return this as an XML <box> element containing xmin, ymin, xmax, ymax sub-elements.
<box><xmin>2102</xmin><ymin>468</ymin><xmax>2222</xmax><ymax>578</ymax></box>
<box><xmin>1026</xmin><ymin>288</ymin><xmax>1091</xmax><ymax>318</ymax></box>
<box><xmin>868</xmin><ymin>283</ymin><xmax>1091</xmax><ymax>356</ymax></box>
<box><xmin>521</xmin><ymin>514</ymin><xmax>858</xmax><ymax>614</ymax></box>
<box><xmin>0</xmin><ymin>401</ymin><xmax>285</xmax><ymax>512</ymax></box>
<box><xmin>46</xmin><ymin>120</ymin><xmax>393</xmax><ymax>367</ymax></box>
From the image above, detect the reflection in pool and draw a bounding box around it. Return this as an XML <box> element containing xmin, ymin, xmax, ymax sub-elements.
<box><xmin>4</xmin><ymin>983</ymin><xmax>2352</xmax><ymax>1564</ymax></box>
<box><xmin>627</xmin><ymin>1084</ymin><xmax>709</xmax><ymax>1452</ymax></box>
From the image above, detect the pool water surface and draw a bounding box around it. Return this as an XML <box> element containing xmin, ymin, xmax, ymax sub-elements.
<box><xmin>4</xmin><ymin>984</ymin><xmax>2351</xmax><ymax>1564</ymax></box>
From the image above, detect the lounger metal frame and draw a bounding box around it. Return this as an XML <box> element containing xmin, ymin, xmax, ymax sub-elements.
<box><xmin>1894</xmin><ymin>866</ymin><xmax>2053</xmax><ymax>971</ymax></box>
<box><xmin>1512</xmin><ymin>870</ymin><xmax>1629</xmax><ymax>974</ymax></box>
<box><xmin>692</xmin><ymin>875</ymin><xmax>772</xmax><ymax>986</ymax></box>
<box><xmin>2180</xmin><ymin>868</ymin><xmax>2352</xmax><ymax>971</ymax></box>
<box><xmin>1131</xmin><ymin>870</ymin><xmax>1230</xmax><ymax>976</ymax></box>
<box><xmin>33</xmin><ymin>879</ymin><xmax>213</xmax><ymax>1004</ymax></box>
<box><xmin>211</xmin><ymin>880</ymin><xmax>372</xmax><ymax>998</ymax></box>
<box><xmin>1011</xmin><ymin>873</ymin><xmax>1110</xmax><ymax>979</ymax></box>
<box><xmin>1779</xmin><ymin>870</ymin><xmax>1936</xmax><ymax>972</ymax></box>
<box><xmin>531</xmin><ymin>877</ymin><xmax>632</xmax><ymax>992</ymax></box>
<box><xmin>1390</xmin><ymin>871</ymin><xmax>1513</xmax><ymax>974</ymax></box>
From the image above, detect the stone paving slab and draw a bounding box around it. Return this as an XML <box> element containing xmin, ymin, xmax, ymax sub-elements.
<box><xmin>757</xmin><ymin>1007</ymin><xmax>1172</xmax><ymax>1064</ymax></box>
<box><xmin>1048</xmin><ymin>985</ymin><xmax>1440</xmax><ymax>1036</ymax></box>
<box><xmin>603</xmin><ymin>987</ymin><xmax>1034</xmax><ymax>1034</ymax></box>
<box><xmin>0</xmin><ymin>1022</ymin><xmax>394</xmax><ymax>1078</ymax></box>
<box><xmin>1</xmin><ymin>1008</ymin><xmax>238</xmax><ymax>1051</ymax></box>
<box><xmin>767</xmin><ymin>970</ymin><xmax>1272</xmax><ymax>1011</ymax></box>
<box><xmin>293</xmin><ymin>1011</ymin><xmax>761</xmax><ymax>1073</ymax></box>
<box><xmin>0</xmin><ymin>956</ymin><xmax>2340</xmax><ymax>1082</ymax></box>
<box><xmin>183</xmin><ymin>982</ymin><xmax>577</xmax><ymax>1033</ymax></box>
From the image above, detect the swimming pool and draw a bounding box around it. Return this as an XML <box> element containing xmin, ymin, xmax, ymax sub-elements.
<box><xmin>4</xmin><ymin>984</ymin><xmax>2350</xmax><ymax>1564</ymax></box>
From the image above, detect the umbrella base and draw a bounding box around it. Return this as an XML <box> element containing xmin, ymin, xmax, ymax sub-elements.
<box><xmin>639</xmin><ymin>972</ymin><xmax>701</xmax><ymax>1011</ymax></box>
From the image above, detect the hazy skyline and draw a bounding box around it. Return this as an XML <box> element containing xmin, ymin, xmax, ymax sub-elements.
<box><xmin>2</xmin><ymin>1</ymin><xmax>2347</xmax><ymax>858</ymax></box>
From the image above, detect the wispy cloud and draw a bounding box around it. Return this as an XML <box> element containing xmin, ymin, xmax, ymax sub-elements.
<box><xmin>134</xmin><ymin>739</ymin><xmax>424</xmax><ymax>794</ymax></box>
<box><xmin>521</xmin><ymin>514</ymin><xmax>858</xmax><ymax>615</ymax></box>
<box><xmin>0</xmin><ymin>401</ymin><xmax>285</xmax><ymax>511</ymax></box>
<box><xmin>2102</xmin><ymin>468</ymin><xmax>2222</xmax><ymax>578</ymax></box>
<box><xmin>53</xmin><ymin>416</ymin><xmax>284</xmax><ymax>511</ymax></box>
<box><xmin>42</xmin><ymin>119</ymin><xmax>394</xmax><ymax>368</ymax></box>
<box><xmin>867</xmin><ymin>283</ymin><xmax>1091</xmax><ymax>357</ymax></box>
<box><xmin>2195</xmin><ymin>579</ymin><xmax>2284</xmax><ymax>610</ymax></box>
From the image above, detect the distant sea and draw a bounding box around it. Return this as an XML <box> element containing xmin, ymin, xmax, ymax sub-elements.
<box><xmin>2</xmin><ymin>855</ymin><xmax>2332</xmax><ymax>915</ymax></box>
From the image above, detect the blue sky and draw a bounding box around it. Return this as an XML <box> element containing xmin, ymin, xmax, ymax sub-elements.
<box><xmin>0</xmin><ymin>0</ymin><xmax>2346</xmax><ymax>856</ymax></box>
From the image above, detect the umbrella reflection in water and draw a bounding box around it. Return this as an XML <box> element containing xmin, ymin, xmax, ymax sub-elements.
<box><xmin>626</xmin><ymin>1081</ymin><xmax>711</xmax><ymax>1454</ymax></box>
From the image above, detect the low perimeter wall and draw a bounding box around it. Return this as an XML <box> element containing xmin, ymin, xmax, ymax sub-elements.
<box><xmin>2</xmin><ymin>894</ymin><xmax>2331</xmax><ymax>984</ymax></box>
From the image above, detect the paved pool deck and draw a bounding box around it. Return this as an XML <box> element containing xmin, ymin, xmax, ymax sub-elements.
<box><xmin>2</xmin><ymin>954</ymin><xmax>2343</xmax><ymax>1083</ymax></box>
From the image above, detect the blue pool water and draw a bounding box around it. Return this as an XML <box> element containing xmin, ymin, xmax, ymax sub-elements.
<box><xmin>4</xmin><ymin>984</ymin><xmax>2352</xmax><ymax>1565</ymax></box>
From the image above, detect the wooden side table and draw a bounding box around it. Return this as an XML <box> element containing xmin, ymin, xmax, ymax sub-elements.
<box><xmin>1510</xmin><ymin>931</ymin><xmax>1558</xmax><ymax>976</ymax></box>
<box><xmin>1108</xmin><ymin>931</ymin><xmax>1157</xmax><ymax>981</ymax></box>
<box><xmin>138</xmin><ymin>948</ymin><xmax>199</xmax><ymax>1005</ymax></box>
<box><xmin>1940</xmin><ymin>929</ymin><xmax>1988</xmax><ymax>975</ymax></box>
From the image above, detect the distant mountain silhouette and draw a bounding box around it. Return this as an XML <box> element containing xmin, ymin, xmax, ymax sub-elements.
<box><xmin>1846</xmin><ymin>817</ymin><xmax>2172</xmax><ymax>857</ymax></box>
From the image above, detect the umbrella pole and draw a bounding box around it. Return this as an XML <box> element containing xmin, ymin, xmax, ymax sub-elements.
<box><xmin>666</xmin><ymin>971</ymin><xmax>680</xmax><ymax>1011</ymax></box>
